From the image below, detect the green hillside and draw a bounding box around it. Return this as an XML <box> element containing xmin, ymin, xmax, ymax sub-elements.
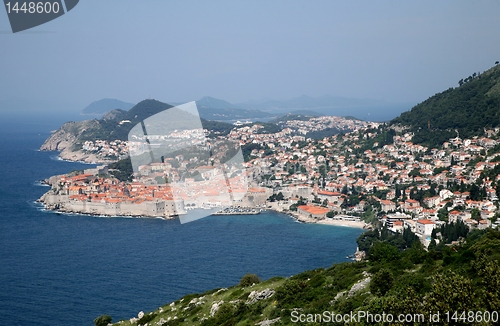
<box><xmin>76</xmin><ymin>99</ymin><xmax>173</xmax><ymax>142</ymax></box>
<box><xmin>76</xmin><ymin>99</ymin><xmax>235</xmax><ymax>143</ymax></box>
<box><xmin>391</xmin><ymin>64</ymin><xmax>500</xmax><ymax>147</ymax></box>
<box><xmin>99</xmin><ymin>228</ymin><xmax>500</xmax><ymax>326</ymax></box>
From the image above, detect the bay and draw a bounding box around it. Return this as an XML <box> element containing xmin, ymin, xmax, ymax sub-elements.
<box><xmin>0</xmin><ymin>132</ymin><xmax>363</xmax><ymax>326</ymax></box>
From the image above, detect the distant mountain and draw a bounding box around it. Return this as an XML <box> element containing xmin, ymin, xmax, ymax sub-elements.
<box><xmin>197</xmin><ymin>107</ymin><xmax>275</xmax><ymax>121</ymax></box>
<box><xmin>234</xmin><ymin>94</ymin><xmax>383</xmax><ymax>111</ymax></box>
<box><xmin>81</xmin><ymin>98</ymin><xmax>135</xmax><ymax>115</ymax></box>
<box><xmin>287</xmin><ymin>109</ymin><xmax>321</xmax><ymax>116</ymax></box>
<box><xmin>41</xmin><ymin>99</ymin><xmax>236</xmax><ymax>156</ymax></box>
<box><xmin>270</xmin><ymin>113</ymin><xmax>318</xmax><ymax>124</ymax></box>
<box><xmin>188</xmin><ymin>95</ymin><xmax>386</xmax><ymax>121</ymax></box>
<box><xmin>196</xmin><ymin>96</ymin><xmax>236</xmax><ymax>110</ymax></box>
<box><xmin>193</xmin><ymin>96</ymin><xmax>274</xmax><ymax>121</ymax></box>
<box><xmin>391</xmin><ymin>64</ymin><xmax>500</xmax><ymax>147</ymax></box>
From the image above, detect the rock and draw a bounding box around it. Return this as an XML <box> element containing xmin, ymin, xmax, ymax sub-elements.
<box><xmin>189</xmin><ymin>295</ymin><xmax>205</xmax><ymax>305</ymax></box>
<box><xmin>256</xmin><ymin>317</ymin><xmax>281</xmax><ymax>325</ymax></box>
<box><xmin>213</xmin><ymin>288</ymin><xmax>228</xmax><ymax>296</ymax></box>
<box><xmin>210</xmin><ymin>300</ymin><xmax>224</xmax><ymax>317</ymax></box>
<box><xmin>331</xmin><ymin>290</ymin><xmax>346</xmax><ymax>304</ymax></box>
<box><xmin>348</xmin><ymin>276</ymin><xmax>371</xmax><ymax>297</ymax></box>
<box><xmin>354</xmin><ymin>248</ymin><xmax>367</xmax><ymax>261</ymax></box>
<box><xmin>138</xmin><ymin>311</ymin><xmax>144</xmax><ymax>319</ymax></box>
<box><xmin>39</xmin><ymin>119</ymin><xmax>116</xmax><ymax>164</ymax></box>
<box><xmin>246</xmin><ymin>288</ymin><xmax>275</xmax><ymax>304</ymax></box>
<box><xmin>40</xmin><ymin>120</ymin><xmax>98</xmax><ymax>151</ymax></box>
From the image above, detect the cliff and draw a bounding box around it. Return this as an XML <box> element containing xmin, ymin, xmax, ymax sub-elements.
<box><xmin>40</xmin><ymin>120</ymin><xmax>115</xmax><ymax>163</ymax></box>
<box><xmin>39</xmin><ymin>99</ymin><xmax>235</xmax><ymax>163</ymax></box>
<box><xmin>41</xmin><ymin>119</ymin><xmax>98</xmax><ymax>151</ymax></box>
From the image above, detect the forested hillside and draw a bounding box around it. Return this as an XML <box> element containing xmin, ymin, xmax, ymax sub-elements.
<box><xmin>76</xmin><ymin>99</ymin><xmax>235</xmax><ymax>142</ymax></box>
<box><xmin>391</xmin><ymin>64</ymin><xmax>500</xmax><ymax>147</ymax></box>
<box><xmin>100</xmin><ymin>228</ymin><xmax>500</xmax><ymax>326</ymax></box>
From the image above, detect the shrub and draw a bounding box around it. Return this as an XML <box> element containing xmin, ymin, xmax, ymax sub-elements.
<box><xmin>239</xmin><ymin>274</ymin><xmax>261</xmax><ymax>287</ymax></box>
<box><xmin>94</xmin><ymin>315</ymin><xmax>112</xmax><ymax>326</ymax></box>
<box><xmin>370</xmin><ymin>269</ymin><xmax>394</xmax><ymax>296</ymax></box>
<box><xmin>368</xmin><ymin>241</ymin><xmax>399</xmax><ymax>262</ymax></box>
<box><xmin>275</xmin><ymin>279</ymin><xmax>308</xmax><ymax>308</ymax></box>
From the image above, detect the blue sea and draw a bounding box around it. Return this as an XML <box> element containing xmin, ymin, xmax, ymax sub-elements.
<box><xmin>0</xmin><ymin>131</ymin><xmax>364</xmax><ymax>326</ymax></box>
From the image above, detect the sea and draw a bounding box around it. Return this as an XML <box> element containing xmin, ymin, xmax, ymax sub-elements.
<box><xmin>0</xmin><ymin>129</ymin><xmax>364</xmax><ymax>326</ymax></box>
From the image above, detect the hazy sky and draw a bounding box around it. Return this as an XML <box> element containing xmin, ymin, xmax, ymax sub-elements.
<box><xmin>1</xmin><ymin>1</ymin><xmax>500</xmax><ymax>113</ymax></box>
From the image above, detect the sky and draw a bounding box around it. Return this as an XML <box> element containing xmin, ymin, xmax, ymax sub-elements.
<box><xmin>1</xmin><ymin>0</ymin><xmax>500</xmax><ymax>115</ymax></box>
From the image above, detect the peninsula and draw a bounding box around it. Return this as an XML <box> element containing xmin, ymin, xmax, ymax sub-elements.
<box><xmin>40</xmin><ymin>65</ymin><xmax>500</xmax><ymax>249</ymax></box>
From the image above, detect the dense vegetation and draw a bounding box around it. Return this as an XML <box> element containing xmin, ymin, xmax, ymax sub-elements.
<box><xmin>249</xmin><ymin>122</ymin><xmax>282</xmax><ymax>134</ymax></box>
<box><xmin>76</xmin><ymin>100</ymin><xmax>173</xmax><ymax>142</ymax></box>
<box><xmin>108</xmin><ymin>157</ymin><xmax>133</xmax><ymax>182</ymax></box>
<box><xmin>102</xmin><ymin>229</ymin><xmax>500</xmax><ymax>326</ymax></box>
<box><xmin>76</xmin><ymin>99</ymin><xmax>235</xmax><ymax>142</ymax></box>
<box><xmin>199</xmin><ymin>119</ymin><xmax>234</xmax><ymax>136</ymax></box>
<box><xmin>391</xmin><ymin>64</ymin><xmax>500</xmax><ymax>147</ymax></box>
<box><xmin>270</xmin><ymin>113</ymin><xmax>316</xmax><ymax>124</ymax></box>
<box><xmin>196</xmin><ymin>107</ymin><xmax>274</xmax><ymax>121</ymax></box>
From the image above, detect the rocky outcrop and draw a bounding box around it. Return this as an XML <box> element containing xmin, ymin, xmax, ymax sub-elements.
<box><xmin>40</xmin><ymin>119</ymin><xmax>116</xmax><ymax>163</ymax></box>
<box><xmin>58</xmin><ymin>149</ymin><xmax>110</xmax><ymax>164</ymax></box>
<box><xmin>246</xmin><ymin>289</ymin><xmax>275</xmax><ymax>304</ymax></box>
<box><xmin>210</xmin><ymin>300</ymin><xmax>224</xmax><ymax>317</ymax></box>
<box><xmin>40</xmin><ymin>119</ymin><xmax>98</xmax><ymax>151</ymax></box>
<box><xmin>330</xmin><ymin>271</ymin><xmax>371</xmax><ymax>305</ymax></box>
<box><xmin>348</xmin><ymin>272</ymin><xmax>371</xmax><ymax>297</ymax></box>
<box><xmin>354</xmin><ymin>247</ymin><xmax>366</xmax><ymax>261</ymax></box>
<box><xmin>256</xmin><ymin>317</ymin><xmax>281</xmax><ymax>326</ymax></box>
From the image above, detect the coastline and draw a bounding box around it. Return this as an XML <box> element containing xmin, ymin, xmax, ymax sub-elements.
<box><xmin>37</xmin><ymin>196</ymin><xmax>369</xmax><ymax>230</ymax></box>
<box><xmin>43</xmin><ymin>148</ymin><xmax>118</xmax><ymax>165</ymax></box>
<box><xmin>272</xmin><ymin>209</ymin><xmax>369</xmax><ymax>229</ymax></box>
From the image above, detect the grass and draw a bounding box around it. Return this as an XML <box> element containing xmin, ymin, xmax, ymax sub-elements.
<box><xmin>112</xmin><ymin>277</ymin><xmax>287</xmax><ymax>326</ymax></box>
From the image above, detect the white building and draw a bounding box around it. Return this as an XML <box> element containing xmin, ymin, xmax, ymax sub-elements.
<box><xmin>416</xmin><ymin>219</ymin><xmax>435</xmax><ymax>236</ymax></box>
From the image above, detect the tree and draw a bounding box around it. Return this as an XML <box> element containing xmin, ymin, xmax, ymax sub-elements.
<box><xmin>395</xmin><ymin>184</ymin><xmax>401</xmax><ymax>199</ymax></box>
<box><xmin>475</xmin><ymin>253</ymin><xmax>500</xmax><ymax>311</ymax></box>
<box><xmin>94</xmin><ymin>315</ymin><xmax>112</xmax><ymax>326</ymax></box>
<box><xmin>368</xmin><ymin>241</ymin><xmax>399</xmax><ymax>262</ymax></box>
<box><xmin>370</xmin><ymin>269</ymin><xmax>394</xmax><ymax>296</ymax></box>
<box><xmin>428</xmin><ymin>238</ymin><xmax>437</xmax><ymax>251</ymax></box>
<box><xmin>239</xmin><ymin>274</ymin><xmax>261</xmax><ymax>287</ymax></box>
<box><xmin>471</xmin><ymin>208</ymin><xmax>481</xmax><ymax>221</ymax></box>
<box><xmin>425</xmin><ymin>270</ymin><xmax>478</xmax><ymax>313</ymax></box>
<box><xmin>356</xmin><ymin>229</ymin><xmax>380</xmax><ymax>252</ymax></box>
